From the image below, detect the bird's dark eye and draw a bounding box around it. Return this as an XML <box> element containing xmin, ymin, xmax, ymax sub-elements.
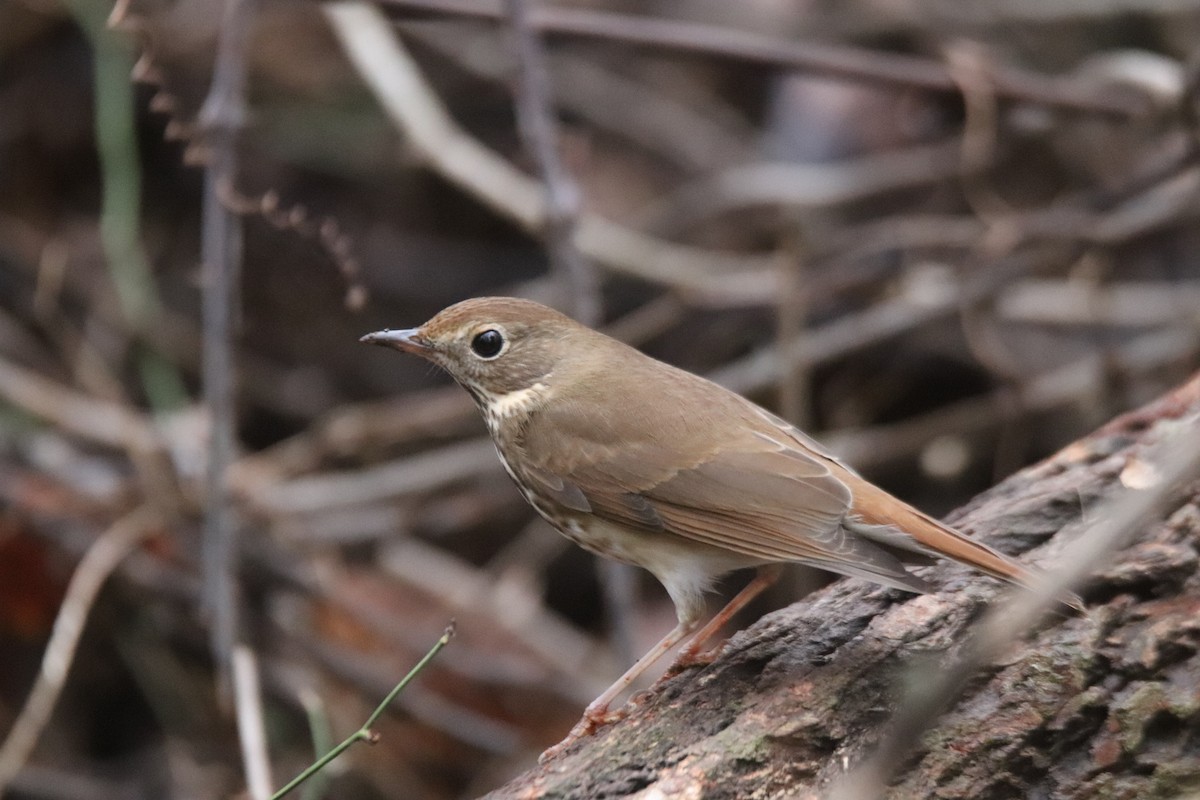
<box><xmin>470</xmin><ymin>329</ymin><xmax>505</xmax><ymax>359</ymax></box>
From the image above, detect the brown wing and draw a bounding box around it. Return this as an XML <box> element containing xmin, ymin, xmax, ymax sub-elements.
<box><xmin>519</xmin><ymin>365</ymin><xmax>932</xmax><ymax>592</ymax></box>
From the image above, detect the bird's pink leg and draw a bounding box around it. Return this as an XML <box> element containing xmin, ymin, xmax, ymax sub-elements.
<box><xmin>539</xmin><ymin>567</ymin><xmax>786</xmax><ymax>762</ymax></box>
<box><xmin>669</xmin><ymin>565</ymin><xmax>783</xmax><ymax>669</ymax></box>
<box><xmin>539</xmin><ymin>617</ymin><xmax>698</xmax><ymax>763</ymax></box>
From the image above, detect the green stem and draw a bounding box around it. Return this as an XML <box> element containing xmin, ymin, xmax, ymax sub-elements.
<box><xmin>64</xmin><ymin>0</ymin><xmax>189</xmax><ymax>411</ymax></box>
<box><xmin>298</xmin><ymin>692</ymin><xmax>333</xmax><ymax>800</ymax></box>
<box><xmin>270</xmin><ymin>625</ymin><xmax>455</xmax><ymax>800</ymax></box>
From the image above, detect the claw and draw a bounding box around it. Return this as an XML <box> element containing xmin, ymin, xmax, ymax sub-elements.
<box><xmin>655</xmin><ymin>644</ymin><xmax>721</xmax><ymax>686</ymax></box>
<box><xmin>538</xmin><ymin>704</ymin><xmax>628</xmax><ymax>763</ymax></box>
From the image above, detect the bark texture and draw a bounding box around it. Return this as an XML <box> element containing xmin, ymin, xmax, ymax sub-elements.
<box><xmin>484</xmin><ymin>374</ymin><xmax>1200</xmax><ymax>800</ymax></box>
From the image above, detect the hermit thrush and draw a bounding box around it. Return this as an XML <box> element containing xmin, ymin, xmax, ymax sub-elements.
<box><xmin>362</xmin><ymin>297</ymin><xmax>1072</xmax><ymax>758</ymax></box>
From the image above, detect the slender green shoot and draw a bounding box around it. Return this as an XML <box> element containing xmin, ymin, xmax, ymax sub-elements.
<box><xmin>298</xmin><ymin>689</ymin><xmax>333</xmax><ymax>800</ymax></box>
<box><xmin>64</xmin><ymin>0</ymin><xmax>189</xmax><ymax>412</ymax></box>
<box><xmin>270</xmin><ymin>623</ymin><xmax>455</xmax><ymax>800</ymax></box>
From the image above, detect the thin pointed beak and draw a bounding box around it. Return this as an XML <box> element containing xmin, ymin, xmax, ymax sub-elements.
<box><xmin>359</xmin><ymin>327</ymin><xmax>432</xmax><ymax>354</ymax></box>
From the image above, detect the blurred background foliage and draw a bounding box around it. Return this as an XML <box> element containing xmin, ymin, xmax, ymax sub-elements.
<box><xmin>1</xmin><ymin>0</ymin><xmax>1199</xmax><ymax>797</ymax></box>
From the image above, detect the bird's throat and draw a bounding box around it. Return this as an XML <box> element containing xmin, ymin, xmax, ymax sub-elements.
<box><xmin>478</xmin><ymin>381</ymin><xmax>552</xmax><ymax>434</ymax></box>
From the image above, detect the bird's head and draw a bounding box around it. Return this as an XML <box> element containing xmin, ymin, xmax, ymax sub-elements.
<box><xmin>361</xmin><ymin>297</ymin><xmax>584</xmax><ymax>402</ymax></box>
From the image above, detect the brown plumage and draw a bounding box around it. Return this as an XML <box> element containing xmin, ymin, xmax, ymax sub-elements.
<box><xmin>362</xmin><ymin>296</ymin><xmax>1073</xmax><ymax>759</ymax></box>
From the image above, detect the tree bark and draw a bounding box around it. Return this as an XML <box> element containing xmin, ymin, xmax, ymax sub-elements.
<box><xmin>484</xmin><ymin>373</ymin><xmax>1200</xmax><ymax>800</ymax></box>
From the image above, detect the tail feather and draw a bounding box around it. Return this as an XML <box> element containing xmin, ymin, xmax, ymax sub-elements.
<box><xmin>844</xmin><ymin>475</ymin><xmax>1084</xmax><ymax>612</ymax></box>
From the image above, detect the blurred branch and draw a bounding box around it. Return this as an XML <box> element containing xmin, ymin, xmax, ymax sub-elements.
<box><xmin>197</xmin><ymin>0</ymin><xmax>255</xmax><ymax>731</ymax></box>
<box><xmin>947</xmin><ymin>40</ymin><xmax>1009</xmax><ymax>223</ymax></box>
<box><xmin>504</xmin><ymin>0</ymin><xmax>600</xmax><ymax>325</ymax></box>
<box><xmin>250</xmin><ymin>437</ymin><xmax>500</xmax><ymax>514</ymax></box>
<box><xmin>918</xmin><ymin>0</ymin><xmax>1200</xmax><ymax>24</ymax></box>
<box><xmin>290</xmin><ymin>629</ymin><xmax>525</xmax><ymax>754</ymax></box>
<box><xmin>377</xmin><ymin>0</ymin><xmax>1150</xmax><ymax>116</ymax></box>
<box><xmin>5</xmin><ymin>765</ymin><xmax>134</xmax><ymax>800</ymax></box>
<box><xmin>0</xmin><ymin>354</ymin><xmax>160</xmax><ymax>452</ymax></box>
<box><xmin>831</xmin><ymin>416</ymin><xmax>1200</xmax><ymax>800</ymax></box>
<box><xmin>406</xmin><ymin>23</ymin><xmax>754</xmax><ymax>171</ymax></box>
<box><xmin>826</xmin><ymin>328</ymin><xmax>1200</xmax><ymax>471</ymax></box>
<box><xmin>230</xmin><ymin>385</ymin><xmax>476</xmax><ymax>484</ymax></box>
<box><xmin>805</xmin><ymin>138</ymin><xmax>1200</xmax><ymax>302</ymax></box>
<box><xmin>639</xmin><ymin>139</ymin><xmax>967</xmax><ymax>233</ymax></box>
<box><xmin>0</xmin><ymin>349</ymin><xmax>184</xmax><ymax>512</ymax></box>
<box><xmin>108</xmin><ymin>0</ymin><xmax>369</xmax><ymax>312</ymax></box>
<box><xmin>378</xmin><ymin>539</ymin><xmax>612</xmax><ymax>697</ymax></box>
<box><xmin>0</xmin><ymin>508</ymin><xmax>159</xmax><ymax>793</ymax></box>
<box><xmin>774</xmin><ymin>229</ymin><xmax>810</xmax><ymax>428</ymax></box>
<box><xmin>996</xmin><ymin>279</ymin><xmax>1200</xmax><ymax>326</ymax></box>
<box><xmin>322</xmin><ymin>0</ymin><xmax>778</xmax><ymax>305</ymax></box>
<box><xmin>819</xmin><ymin>155</ymin><xmax>1200</xmax><ymax>274</ymax></box>
<box><xmin>234</xmin><ymin>646</ymin><xmax>273</xmax><ymax>800</ymax></box>
<box><xmin>711</xmin><ymin>265</ymin><xmax>972</xmax><ymax>396</ymax></box>
<box><xmin>218</xmin><ymin>187</ymin><xmax>370</xmax><ymax>311</ymax></box>
<box><xmin>504</xmin><ymin>0</ymin><xmax>635</xmax><ymax>665</ymax></box>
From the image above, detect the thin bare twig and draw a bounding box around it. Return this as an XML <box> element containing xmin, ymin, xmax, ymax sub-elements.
<box><xmin>826</xmin><ymin>328</ymin><xmax>1198</xmax><ymax>471</ymax></box>
<box><xmin>949</xmin><ymin>42</ymin><xmax>1035</xmax><ymax>476</ymax></box>
<box><xmin>504</xmin><ymin>0</ymin><xmax>600</xmax><ymax>325</ymax></box>
<box><xmin>234</xmin><ymin>645</ymin><xmax>274</xmax><ymax>800</ymax></box>
<box><xmin>946</xmin><ymin>41</ymin><xmax>1034</xmax><ymax>481</ymax></box>
<box><xmin>0</xmin><ymin>508</ymin><xmax>159</xmax><ymax>792</ymax></box>
<box><xmin>217</xmin><ymin>186</ymin><xmax>369</xmax><ymax>310</ymax></box>
<box><xmin>377</xmin><ymin>538</ymin><xmax>613</xmax><ymax>696</ymax></box>
<box><xmin>774</xmin><ymin>230</ymin><xmax>810</xmax><ymax>428</ymax></box>
<box><xmin>406</xmin><ymin>23</ymin><xmax>754</xmax><ymax>172</ymax></box>
<box><xmin>710</xmin><ymin>266</ymin><xmax>970</xmax><ymax>396</ymax></box>
<box><xmin>109</xmin><ymin>0</ymin><xmax>368</xmax><ymax>311</ymax></box>
<box><xmin>831</xmin><ymin>417</ymin><xmax>1200</xmax><ymax>799</ymax></box>
<box><xmin>0</xmin><ymin>354</ymin><xmax>159</xmax><ymax>452</ymax></box>
<box><xmin>378</xmin><ymin>0</ymin><xmax>1149</xmax><ymax>117</ymax></box>
<box><xmin>996</xmin><ymin>279</ymin><xmax>1200</xmax><ymax>326</ymax></box>
<box><xmin>503</xmin><ymin>0</ymin><xmax>639</xmax><ymax>663</ymax></box>
<box><xmin>321</xmin><ymin>1</ymin><xmax>777</xmax><ymax>304</ymax></box>
<box><xmin>638</xmin><ymin>139</ymin><xmax>967</xmax><ymax>234</ymax></box>
<box><xmin>250</xmin><ymin>437</ymin><xmax>501</xmax><ymax>515</ymax></box>
<box><xmin>198</xmin><ymin>0</ymin><xmax>255</xmax><ymax>734</ymax></box>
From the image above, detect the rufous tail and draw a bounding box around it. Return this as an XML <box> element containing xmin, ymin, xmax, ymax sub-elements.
<box><xmin>847</xmin><ymin>476</ymin><xmax>1084</xmax><ymax>612</ymax></box>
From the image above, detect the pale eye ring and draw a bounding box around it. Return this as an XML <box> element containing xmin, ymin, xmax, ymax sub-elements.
<box><xmin>470</xmin><ymin>329</ymin><xmax>505</xmax><ymax>359</ymax></box>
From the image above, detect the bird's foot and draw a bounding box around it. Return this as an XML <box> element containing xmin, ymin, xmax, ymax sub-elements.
<box><xmin>658</xmin><ymin>644</ymin><xmax>720</xmax><ymax>681</ymax></box>
<box><xmin>538</xmin><ymin>704</ymin><xmax>627</xmax><ymax>763</ymax></box>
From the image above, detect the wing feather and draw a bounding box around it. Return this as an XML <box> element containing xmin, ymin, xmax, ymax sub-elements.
<box><xmin>519</xmin><ymin>378</ymin><xmax>930</xmax><ymax>591</ymax></box>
